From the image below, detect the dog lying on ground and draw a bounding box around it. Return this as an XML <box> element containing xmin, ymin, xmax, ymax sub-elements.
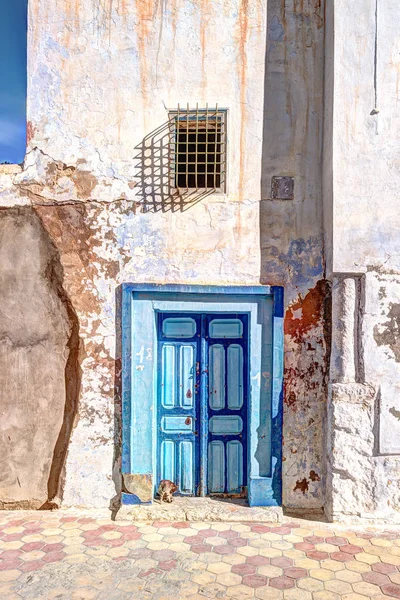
<box><xmin>158</xmin><ymin>479</ymin><xmax>178</xmax><ymax>503</ymax></box>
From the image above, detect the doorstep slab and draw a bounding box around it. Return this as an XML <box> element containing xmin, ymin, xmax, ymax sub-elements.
<box><xmin>115</xmin><ymin>496</ymin><xmax>283</xmax><ymax>522</ymax></box>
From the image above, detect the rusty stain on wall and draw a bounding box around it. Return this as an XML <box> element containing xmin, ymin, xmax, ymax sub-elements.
<box><xmin>200</xmin><ymin>0</ymin><xmax>210</xmax><ymax>92</ymax></box>
<box><xmin>135</xmin><ymin>0</ymin><xmax>158</xmax><ymax>112</ymax></box>
<box><xmin>26</xmin><ymin>121</ymin><xmax>36</xmax><ymax>146</ymax></box>
<box><xmin>285</xmin><ymin>280</ymin><xmax>328</xmax><ymax>345</ymax></box>
<box><xmin>294</xmin><ymin>478</ymin><xmax>309</xmax><ymax>494</ymax></box>
<box><xmin>282</xmin><ymin>279</ymin><xmax>330</xmax><ymax>507</ymax></box>
<box><xmin>389</xmin><ymin>407</ymin><xmax>400</xmax><ymax>421</ymax></box>
<box><xmin>309</xmin><ymin>470</ymin><xmax>321</xmax><ymax>482</ymax></box>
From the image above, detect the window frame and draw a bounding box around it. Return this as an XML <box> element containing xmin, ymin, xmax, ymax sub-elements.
<box><xmin>168</xmin><ymin>107</ymin><xmax>228</xmax><ymax>194</ymax></box>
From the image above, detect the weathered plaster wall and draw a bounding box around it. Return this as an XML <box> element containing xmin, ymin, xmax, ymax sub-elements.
<box><xmin>0</xmin><ymin>0</ymin><xmax>392</xmax><ymax>519</ymax></box>
<box><xmin>34</xmin><ymin>199</ymin><xmax>262</xmax><ymax>507</ymax></box>
<box><xmin>326</xmin><ymin>273</ymin><xmax>400</xmax><ymax>521</ymax></box>
<box><xmin>27</xmin><ymin>0</ymin><xmax>266</xmax><ymax>204</ymax></box>
<box><xmin>0</xmin><ymin>0</ymin><xmax>269</xmax><ymax>508</ymax></box>
<box><xmin>261</xmin><ymin>0</ymin><xmax>327</xmax><ymax>509</ymax></box>
<box><xmin>0</xmin><ymin>0</ymin><xmax>330</xmax><ymax>510</ymax></box>
<box><xmin>325</xmin><ymin>0</ymin><xmax>400</xmax><ymax>521</ymax></box>
<box><xmin>0</xmin><ymin>203</ymin><xmax>79</xmax><ymax>509</ymax></box>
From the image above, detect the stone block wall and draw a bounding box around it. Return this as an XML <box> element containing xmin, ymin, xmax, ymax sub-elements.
<box><xmin>326</xmin><ymin>274</ymin><xmax>400</xmax><ymax>522</ymax></box>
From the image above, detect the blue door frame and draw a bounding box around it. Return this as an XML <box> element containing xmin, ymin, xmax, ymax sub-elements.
<box><xmin>120</xmin><ymin>284</ymin><xmax>284</xmax><ymax>507</ymax></box>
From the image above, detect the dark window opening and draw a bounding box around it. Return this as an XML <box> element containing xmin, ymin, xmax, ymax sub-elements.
<box><xmin>169</xmin><ymin>107</ymin><xmax>226</xmax><ymax>192</ymax></box>
<box><xmin>176</xmin><ymin>125</ymin><xmax>222</xmax><ymax>190</ymax></box>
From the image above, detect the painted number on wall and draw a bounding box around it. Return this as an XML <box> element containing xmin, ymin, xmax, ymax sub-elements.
<box><xmin>135</xmin><ymin>346</ymin><xmax>152</xmax><ymax>370</ymax></box>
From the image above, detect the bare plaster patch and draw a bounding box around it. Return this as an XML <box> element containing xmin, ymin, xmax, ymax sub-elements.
<box><xmin>123</xmin><ymin>473</ymin><xmax>153</xmax><ymax>503</ymax></box>
<box><xmin>374</xmin><ymin>303</ymin><xmax>400</xmax><ymax>362</ymax></box>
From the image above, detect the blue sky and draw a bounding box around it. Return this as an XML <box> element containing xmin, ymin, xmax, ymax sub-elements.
<box><xmin>0</xmin><ymin>0</ymin><xmax>28</xmax><ymax>164</ymax></box>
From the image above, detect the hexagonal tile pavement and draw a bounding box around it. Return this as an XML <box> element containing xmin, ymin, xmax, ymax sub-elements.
<box><xmin>0</xmin><ymin>511</ymin><xmax>400</xmax><ymax>598</ymax></box>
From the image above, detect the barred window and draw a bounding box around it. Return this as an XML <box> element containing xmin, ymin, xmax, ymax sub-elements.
<box><xmin>168</xmin><ymin>105</ymin><xmax>226</xmax><ymax>192</ymax></box>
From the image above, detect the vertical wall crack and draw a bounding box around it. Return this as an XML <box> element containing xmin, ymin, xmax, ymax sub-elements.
<box><xmin>36</xmin><ymin>213</ymin><xmax>82</xmax><ymax>509</ymax></box>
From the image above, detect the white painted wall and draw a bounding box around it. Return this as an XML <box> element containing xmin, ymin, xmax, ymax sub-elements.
<box><xmin>331</xmin><ymin>0</ymin><xmax>400</xmax><ymax>273</ymax></box>
<box><xmin>22</xmin><ymin>0</ymin><xmax>271</xmax><ymax>507</ymax></box>
<box><xmin>28</xmin><ymin>0</ymin><xmax>266</xmax><ymax>206</ymax></box>
<box><xmin>325</xmin><ymin>0</ymin><xmax>400</xmax><ymax>519</ymax></box>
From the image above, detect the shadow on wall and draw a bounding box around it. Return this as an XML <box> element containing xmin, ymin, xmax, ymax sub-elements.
<box><xmin>259</xmin><ymin>0</ymin><xmax>326</xmax><ymax>285</ymax></box>
<box><xmin>259</xmin><ymin>0</ymin><xmax>326</xmax><ymax>287</ymax></box>
<box><xmin>42</xmin><ymin>311</ymin><xmax>81</xmax><ymax>508</ymax></box>
<box><xmin>258</xmin><ymin>0</ymin><xmax>329</xmax><ymax>511</ymax></box>
<box><xmin>260</xmin><ymin>0</ymin><xmax>296</xmax><ymax>288</ymax></box>
<box><xmin>261</xmin><ymin>0</ymin><xmax>284</xmax><ymax>205</ymax></box>
<box><xmin>134</xmin><ymin>121</ymin><xmax>213</xmax><ymax>213</ymax></box>
<box><xmin>111</xmin><ymin>285</ymin><xmax>123</xmax><ymax>516</ymax></box>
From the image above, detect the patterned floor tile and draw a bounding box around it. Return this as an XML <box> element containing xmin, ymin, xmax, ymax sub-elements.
<box><xmin>0</xmin><ymin>511</ymin><xmax>400</xmax><ymax>598</ymax></box>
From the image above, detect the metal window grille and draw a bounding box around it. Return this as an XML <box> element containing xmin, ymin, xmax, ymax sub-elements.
<box><xmin>168</xmin><ymin>104</ymin><xmax>227</xmax><ymax>192</ymax></box>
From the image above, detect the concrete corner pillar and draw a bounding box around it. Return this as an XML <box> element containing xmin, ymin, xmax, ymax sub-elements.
<box><xmin>326</xmin><ymin>274</ymin><xmax>381</xmax><ymax>521</ymax></box>
<box><xmin>330</xmin><ymin>276</ymin><xmax>357</xmax><ymax>383</ymax></box>
<box><xmin>325</xmin><ymin>382</ymin><xmax>377</xmax><ymax>521</ymax></box>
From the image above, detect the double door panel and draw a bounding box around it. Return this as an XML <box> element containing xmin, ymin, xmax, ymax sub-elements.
<box><xmin>157</xmin><ymin>312</ymin><xmax>248</xmax><ymax>496</ymax></box>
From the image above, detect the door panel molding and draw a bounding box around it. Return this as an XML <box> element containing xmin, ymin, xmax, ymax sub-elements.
<box><xmin>209</xmin><ymin>344</ymin><xmax>226</xmax><ymax>410</ymax></box>
<box><xmin>157</xmin><ymin>314</ymin><xmax>200</xmax><ymax>496</ymax></box>
<box><xmin>209</xmin><ymin>416</ymin><xmax>243</xmax><ymax>434</ymax></box>
<box><xmin>227</xmin><ymin>344</ymin><xmax>244</xmax><ymax>409</ymax></box>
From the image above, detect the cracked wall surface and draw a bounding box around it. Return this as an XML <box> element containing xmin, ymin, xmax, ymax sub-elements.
<box><xmin>27</xmin><ymin>0</ymin><xmax>266</xmax><ymax>204</ymax></box>
<box><xmin>34</xmin><ymin>198</ymin><xmax>263</xmax><ymax>507</ymax></box>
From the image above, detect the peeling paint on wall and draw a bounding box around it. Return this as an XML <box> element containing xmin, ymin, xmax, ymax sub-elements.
<box><xmin>285</xmin><ymin>280</ymin><xmax>328</xmax><ymax>344</ymax></box>
<box><xmin>282</xmin><ymin>280</ymin><xmax>330</xmax><ymax>509</ymax></box>
<box><xmin>373</xmin><ymin>303</ymin><xmax>400</xmax><ymax>362</ymax></box>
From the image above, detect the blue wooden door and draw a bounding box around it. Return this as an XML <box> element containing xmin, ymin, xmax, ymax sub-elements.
<box><xmin>206</xmin><ymin>315</ymin><xmax>248</xmax><ymax>495</ymax></box>
<box><xmin>157</xmin><ymin>312</ymin><xmax>248</xmax><ymax>496</ymax></box>
<box><xmin>157</xmin><ymin>314</ymin><xmax>200</xmax><ymax>495</ymax></box>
